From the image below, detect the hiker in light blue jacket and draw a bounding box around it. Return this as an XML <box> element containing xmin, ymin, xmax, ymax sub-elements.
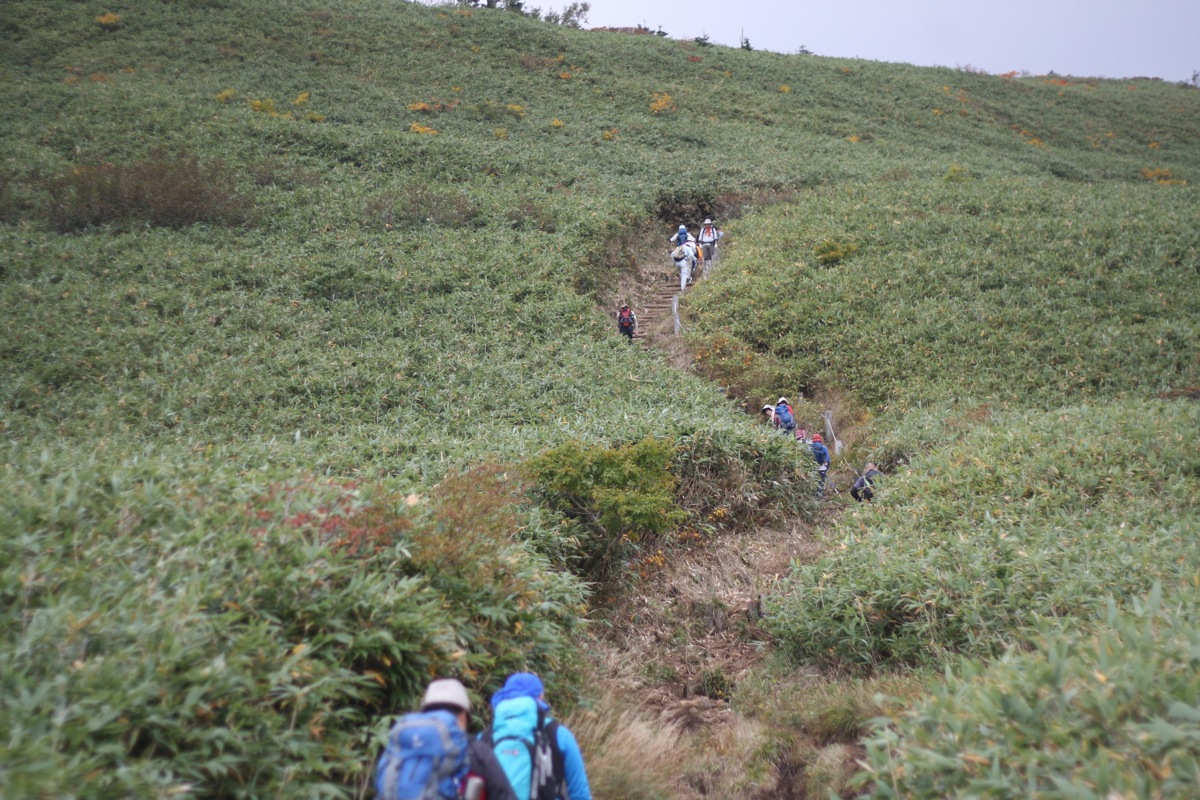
<box><xmin>810</xmin><ymin>433</ymin><xmax>831</xmax><ymax>498</ymax></box>
<box><xmin>489</xmin><ymin>672</ymin><xmax>592</xmax><ymax>800</ymax></box>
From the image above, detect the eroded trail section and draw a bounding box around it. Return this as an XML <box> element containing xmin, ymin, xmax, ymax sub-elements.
<box><xmin>600</xmin><ymin>518</ymin><xmax>822</xmax><ymax>709</ymax></box>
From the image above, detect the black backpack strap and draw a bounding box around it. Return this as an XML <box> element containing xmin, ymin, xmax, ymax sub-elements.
<box><xmin>540</xmin><ymin>718</ymin><xmax>566</xmax><ymax>800</ymax></box>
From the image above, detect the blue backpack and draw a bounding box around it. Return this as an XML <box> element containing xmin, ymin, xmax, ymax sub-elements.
<box><xmin>486</xmin><ymin>696</ymin><xmax>564</xmax><ymax>800</ymax></box>
<box><xmin>376</xmin><ymin>710</ymin><xmax>469</xmax><ymax>800</ymax></box>
<box><xmin>775</xmin><ymin>403</ymin><xmax>795</xmax><ymax>429</ymax></box>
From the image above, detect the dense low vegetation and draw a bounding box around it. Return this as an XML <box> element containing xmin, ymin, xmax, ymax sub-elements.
<box><xmin>770</xmin><ymin>400</ymin><xmax>1200</xmax><ymax>668</ymax></box>
<box><xmin>673</xmin><ymin>24</ymin><xmax>1200</xmax><ymax>796</ymax></box>
<box><xmin>687</xmin><ymin>179</ymin><xmax>1199</xmax><ymax>410</ymax></box>
<box><xmin>2</xmin><ymin>0</ymin><xmax>1199</xmax><ymax>796</ymax></box>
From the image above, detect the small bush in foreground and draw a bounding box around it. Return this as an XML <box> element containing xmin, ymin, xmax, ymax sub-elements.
<box><xmin>43</xmin><ymin>152</ymin><xmax>251</xmax><ymax>231</ymax></box>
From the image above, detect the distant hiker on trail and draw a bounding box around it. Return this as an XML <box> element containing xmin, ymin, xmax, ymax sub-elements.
<box><xmin>668</xmin><ymin>223</ymin><xmax>698</xmax><ymax>290</ymax></box>
<box><xmin>761</xmin><ymin>403</ymin><xmax>777</xmax><ymax>429</ymax></box>
<box><xmin>672</xmin><ymin>237</ymin><xmax>696</xmax><ymax>292</ymax></box>
<box><xmin>376</xmin><ymin>678</ymin><xmax>518</xmax><ymax>800</ymax></box>
<box><xmin>697</xmin><ymin>218</ymin><xmax>723</xmax><ymax>263</ymax></box>
<box><xmin>852</xmin><ymin>463</ymin><xmax>881</xmax><ymax>502</ymax></box>
<box><xmin>617</xmin><ymin>304</ymin><xmax>637</xmax><ymax>341</ymax></box>
<box><xmin>486</xmin><ymin>672</ymin><xmax>592</xmax><ymax>800</ymax></box>
<box><xmin>810</xmin><ymin>433</ymin><xmax>831</xmax><ymax>498</ymax></box>
<box><xmin>774</xmin><ymin>397</ymin><xmax>796</xmax><ymax>437</ymax></box>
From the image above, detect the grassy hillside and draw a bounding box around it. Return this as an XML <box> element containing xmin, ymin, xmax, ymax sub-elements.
<box><xmin>2</xmin><ymin>0</ymin><xmax>1199</xmax><ymax>797</ymax></box>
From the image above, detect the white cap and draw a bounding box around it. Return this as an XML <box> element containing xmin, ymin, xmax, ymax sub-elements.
<box><xmin>704</xmin><ymin>218</ymin><xmax>712</xmax><ymax>224</ymax></box>
<box><xmin>778</xmin><ymin>397</ymin><xmax>789</xmax><ymax>405</ymax></box>
<box><xmin>421</xmin><ymin>678</ymin><xmax>471</xmax><ymax>712</ymax></box>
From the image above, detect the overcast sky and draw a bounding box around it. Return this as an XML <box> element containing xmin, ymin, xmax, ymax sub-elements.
<box><xmin>575</xmin><ymin>0</ymin><xmax>1200</xmax><ymax>81</ymax></box>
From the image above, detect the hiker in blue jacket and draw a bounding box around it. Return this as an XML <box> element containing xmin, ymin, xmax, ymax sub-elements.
<box><xmin>774</xmin><ymin>397</ymin><xmax>796</xmax><ymax>437</ymax></box>
<box><xmin>378</xmin><ymin>678</ymin><xmax>518</xmax><ymax>800</ymax></box>
<box><xmin>489</xmin><ymin>672</ymin><xmax>592</xmax><ymax>800</ymax></box>
<box><xmin>668</xmin><ymin>224</ymin><xmax>689</xmax><ymax>248</ymax></box>
<box><xmin>810</xmin><ymin>433</ymin><xmax>831</xmax><ymax>498</ymax></box>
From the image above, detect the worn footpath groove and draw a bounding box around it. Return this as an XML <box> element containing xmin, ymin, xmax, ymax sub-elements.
<box><xmin>600</xmin><ymin>245</ymin><xmax>831</xmax><ymax>741</ymax></box>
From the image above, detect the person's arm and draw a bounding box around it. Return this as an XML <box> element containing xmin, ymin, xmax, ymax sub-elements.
<box><xmin>555</xmin><ymin>725</ymin><xmax>592</xmax><ymax>800</ymax></box>
<box><xmin>468</xmin><ymin>740</ymin><xmax>518</xmax><ymax>800</ymax></box>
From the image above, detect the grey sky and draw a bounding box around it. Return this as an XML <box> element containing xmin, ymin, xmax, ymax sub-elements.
<box><xmin>578</xmin><ymin>0</ymin><xmax>1200</xmax><ymax>81</ymax></box>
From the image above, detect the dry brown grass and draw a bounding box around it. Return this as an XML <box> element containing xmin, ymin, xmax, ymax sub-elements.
<box><xmin>566</xmin><ymin>693</ymin><xmax>685</xmax><ymax>800</ymax></box>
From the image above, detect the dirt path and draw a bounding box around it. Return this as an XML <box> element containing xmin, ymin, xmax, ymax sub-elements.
<box><xmin>599</xmin><ymin>518</ymin><xmax>824</xmax><ymax>709</ymax></box>
<box><xmin>591</xmin><ymin>245</ymin><xmax>848</xmax><ymax>797</ymax></box>
<box><xmin>616</xmin><ymin>251</ymin><xmax>710</xmax><ymax>349</ymax></box>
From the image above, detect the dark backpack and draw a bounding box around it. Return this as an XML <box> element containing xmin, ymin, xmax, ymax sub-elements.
<box><xmin>485</xmin><ymin>697</ymin><xmax>565</xmax><ymax>800</ymax></box>
<box><xmin>376</xmin><ymin>710</ymin><xmax>469</xmax><ymax>800</ymax></box>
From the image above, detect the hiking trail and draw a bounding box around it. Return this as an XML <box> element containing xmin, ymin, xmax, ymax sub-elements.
<box><xmin>596</xmin><ymin>242</ymin><xmax>853</xmax><ymax>797</ymax></box>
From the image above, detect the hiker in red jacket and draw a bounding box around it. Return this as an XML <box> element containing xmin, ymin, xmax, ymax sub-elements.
<box><xmin>617</xmin><ymin>304</ymin><xmax>637</xmax><ymax>341</ymax></box>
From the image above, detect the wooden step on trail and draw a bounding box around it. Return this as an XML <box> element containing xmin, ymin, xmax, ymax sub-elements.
<box><xmin>615</xmin><ymin>255</ymin><xmax>713</xmax><ymax>348</ymax></box>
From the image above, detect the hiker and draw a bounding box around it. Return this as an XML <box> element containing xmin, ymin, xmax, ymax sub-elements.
<box><xmin>486</xmin><ymin>672</ymin><xmax>592</xmax><ymax>800</ymax></box>
<box><xmin>851</xmin><ymin>463</ymin><xmax>881</xmax><ymax>502</ymax></box>
<box><xmin>672</xmin><ymin>238</ymin><xmax>695</xmax><ymax>292</ymax></box>
<box><xmin>668</xmin><ymin>224</ymin><xmax>697</xmax><ymax>290</ymax></box>
<box><xmin>617</xmin><ymin>304</ymin><xmax>637</xmax><ymax>341</ymax></box>
<box><xmin>377</xmin><ymin>678</ymin><xmax>518</xmax><ymax>800</ymax></box>
<box><xmin>810</xmin><ymin>433</ymin><xmax>831</xmax><ymax>498</ymax></box>
<box><xmin>697</xmin><ymin>218</ymin><xmax>723</xmax><ymax>262</ymax></box>
<box><xmin>774</xmin><ymin>397</ymin><xmax>796</xmax><ymax>437</ymax></box>
<box><xmin>760</xmin><ymin>403</ymin><xmax>777</xmax><ymax>429</ymax></box>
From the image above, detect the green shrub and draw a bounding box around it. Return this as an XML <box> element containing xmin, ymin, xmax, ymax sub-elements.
<box><xmin>862</xmin><ymin>589</ymin><xmax>1200</xmax><ymax>798</ymax></box>
<box><xmin>699</xmin><ymin>667</ymin><xmax>734</xmax><ymax>700</ymax></box>
<box><xmin>366</xmin><ymin>184</ymin><xmax>483</xmax><ymax>229</ymax></box>
<box><xmin>526</xmin><ymin>438</ymin><xmax>686</xmax><ymax>588</ymax></box>
<box><xmin>673</xmin><ymin>425</ymin><xmax>816</xmax><ymax>526</ymax></box>
<box><xmin>813</xmin><ymin>238</ymin><xmax>858</xmax><ymax>265</ymax></box>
